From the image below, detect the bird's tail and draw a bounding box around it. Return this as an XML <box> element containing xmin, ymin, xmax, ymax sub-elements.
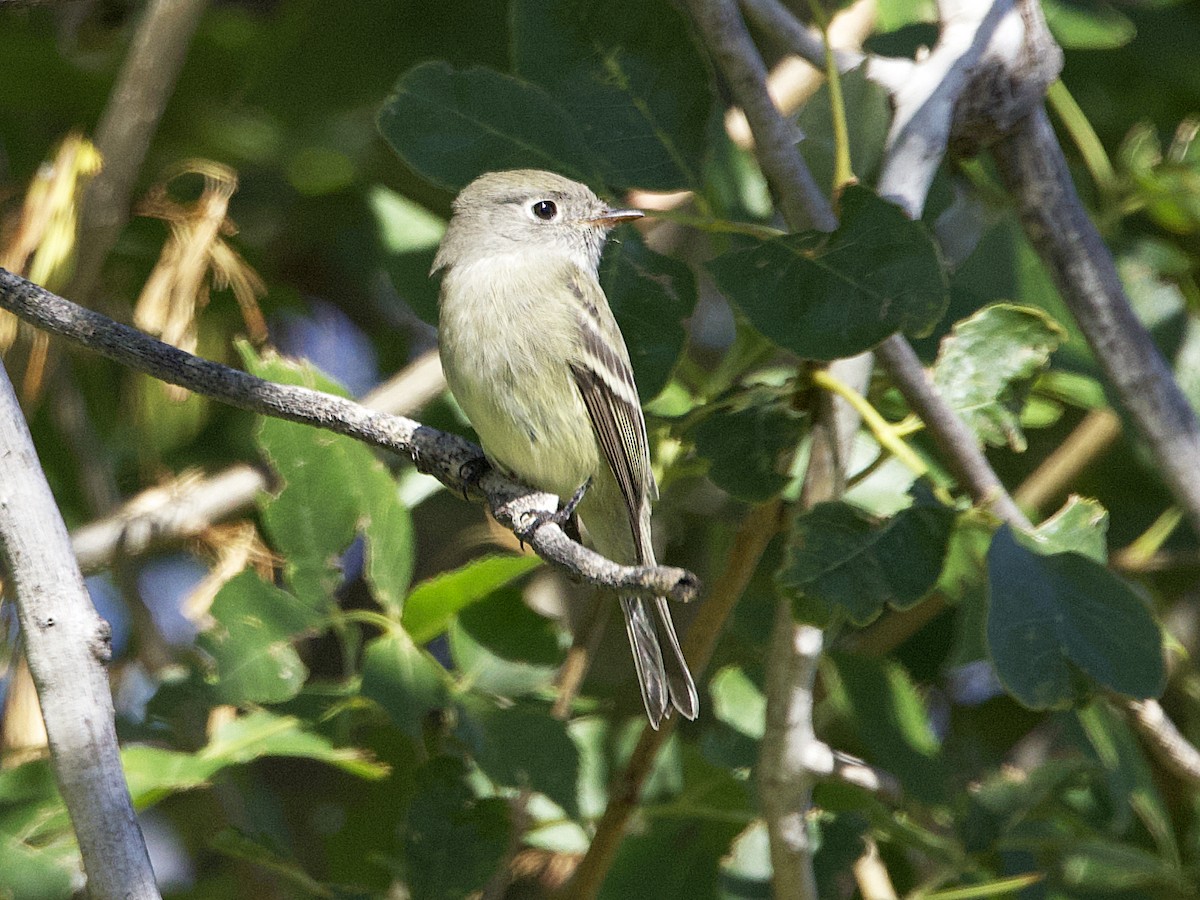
<box><xmin>620</xmin><ymin>594</ymin><xmax>698</xmax><ymax>728</ymax></box>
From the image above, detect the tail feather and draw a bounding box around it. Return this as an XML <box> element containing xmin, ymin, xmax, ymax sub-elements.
<box><xmin>621</xmin><ymin>596</ymin><xmax>670</xmax><ymax>727</ymax></box>
<box><xmin>651</xmin><ymin>596</ymin><xmax>699</xmax><ymax>721</ymax></box>
<box><xmin>620</xmin><ymin>595</ymin><xmax>698</xmax><ymax>728</ymax></box>
<box><xmin>587</xmin><ymin>491</ymin><xmax>699</xmax><ymax>727</ymax></box>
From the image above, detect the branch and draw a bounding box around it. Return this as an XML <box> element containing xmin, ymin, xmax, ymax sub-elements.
<box><xmin>1128</xmin><ymin>699</ymin><xmax>1200</xmax><ymax>784</ymax></box>
<box><xmin>0</xmin><ymin>361</ymin><xmax>159</xmax><ymax>898</ymax></box>
<box><xmin>992</xmin><ymin>108</ymin><xmax>1200</xmax><ymax>540</ymax></box>
<box><xmin>0</xmin><ymin>268</ymin><xmax>699</xmax><ymax>603</ymax></box>
<box><xmin>726</xmin><ymin>0</ymin><xmax>881</xmax><ymax>149</ymax></box>
<box><xmin>876</xmin><ymin>336</ymin><xmax>1030</xmax><ymax>526</ymax></box>
<box><xmin>686</xmin><ymin>0</ymin><xmax>837</xmax><ymax>232</ymax></box>
<box><xmin>744</xmin><ymin>0</ymin><xmax>1058</xmax><ymax>220</ymax></box>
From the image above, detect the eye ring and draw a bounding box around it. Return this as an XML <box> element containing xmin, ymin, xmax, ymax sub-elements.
<box><xmin>531</xmin><ymin>199</ymin><xmax>558</xmax><ymax>221</ymax></box>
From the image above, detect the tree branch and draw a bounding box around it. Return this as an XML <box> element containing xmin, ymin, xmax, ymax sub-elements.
<box><xmin>0</xmin><ymin>360</ymin><xmax>159</xmax><ymax>899</ymax></box>
<box><xmin>0</xmin><ymin>268</ymin><xmax>699</xmax><ymax>603</ymax></box>
<box><xmin>686</xmin><ymin>0</ymin><xmax>837</xmax><ymax>232</ymax></box>
<box><xmin>993</xmin><ymin>107</ymin><xmax>1200</xmax><ymax>540</ymax></box>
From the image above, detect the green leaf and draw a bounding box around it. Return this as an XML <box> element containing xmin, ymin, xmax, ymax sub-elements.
<box><xmin>710</xmin><ymin>666</ymin><xmax>766</xmax><ymax>740</ymax></box>
<box><xmin>402</xmin><ymin>554</ymin><xmax>542</xmax><ymax>644</ymax></box>
<box><xmin>1060</xmin><ymin>839</ymin><xmax>1191</xmax><ymax>893</ymax></box>
<box><xmin>932</xmin><ymin>304</ymin><xmax>1066</xmax><ymax>451</ymax></box>
<box><xmin>707</xmin><ymin>186</ymin><xmax>948</xmax><ymax>361</ymax></box>
<box><xmin>123</xmin><ymin>709</ymin><xmax>386</xmax><ymax>809</ymax></box>
<box><xmin>0</xmin><ymin>837</ymin><xmax>74</xmax><ymax>900</ymax></box>
<box><xmin>511</xmin><ymin>0</ymin><xmax>712</xmax><ymax>191</ymax></box>
<box><xmin>599</xmin><ymin>229</ymin><xmax>698</xmax><ymax>401</ymax></box>
<box><xmin>246</xmin><ymin>347</ymin><xmax>415</xmax><ymax>615</ymax></box>
<box><xmin>602</xmin><ymin>752</ymin><xmax>748</xmax><ymax>899</ymax></box>
<box><xmin>361</xmin><ymin>459</ymin><xmax>417</xmax><ymax>616</ymax></box>
<box><xmin>457</xmin><ymin>697</ymin><xmax>580</xmax><ymax>816</ymax></box>
<box><xmin>777</xmin><ymin>499</ymin><xmax>956</xmax><ymax>627</ymax></box>
<box><xmin>197</xmin><ymin>571</ymin><xmax>318</xmax><ymax>705</ymax></box>
<box><xmin>450</xmin><ymin>614</ymin><xmax>559</xmax><ymax>698</ymax></box>
<box><xmin>829</xmin><ymin>653</ymin><xmax>946</xmax><ymax>805</ymax></box>
<box><xmin>1075</xmin><ymin>699</ymin><xmax>1178</xmax><ymax>863</ymax></box>
<box><xmin>361</xmin><ymin>631</ymin><xmax>452</xmax><ymax>740</ymax></box>
<box><xmin>378</xmin><ymin>61</ymin><xmax>604</xmax><ymax>192</ymax></box>
<box><xmin>796</xmin><ymin>66</ymin><xmax>891</xmax><ymax>193</ymax></box>
<box><xmin>1027</xmin><ymin>496</ymin><xmax>1109</xmax><ymax>562</ymax></box>
<box><xmin>209</xmin><ymin>830</ymin><xmax>332</xmax><ymax>895</ymax></box>
<box><xmin>457</xmin><ymin>585</ymin><xmax>562</xmax><ymax>667</ymax></box>
<box><xmin>693</xmin><ymin>396</ymin><xmax>806</xmax><ymax>501</ymax></box>
<box><xmin>986</xmin><ymin>525</ymin><xmax>1165</xmax><ymax>709</ymax></box>
<box><xmin>405</xmin><ymin>757</ymin><xmax>511</xmax><ymax>900</ymax></box>
<box><xmin>1043</xmin><ymin>0</ymin><xmax>1136</xmax><ymax>50</ymax></box>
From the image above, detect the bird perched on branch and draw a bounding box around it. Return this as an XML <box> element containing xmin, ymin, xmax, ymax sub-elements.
<box><xmin>433</xmin><ymin>169</ymin><xmax>698</xmax><ymax>727</ymax></box>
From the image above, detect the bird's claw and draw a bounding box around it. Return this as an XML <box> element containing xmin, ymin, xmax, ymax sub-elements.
<box><xmin>518</xmin><ymin>477</ymin><xmax>592</xmax><ymax>548</ymax></box>
<box><xmin>457</xmin><ymin>455</ymin><xmax>491</xmax><ymax>501</ymax></box>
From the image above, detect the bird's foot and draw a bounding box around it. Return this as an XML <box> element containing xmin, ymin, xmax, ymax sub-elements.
<box><xmin>518</xmin><ymin>477</ymin><xmax>591</xmax><ymax>548</ymax></box>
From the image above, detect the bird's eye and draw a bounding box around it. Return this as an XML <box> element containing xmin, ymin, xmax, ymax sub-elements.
<box><xmin>531</xmin><ymin>200</ymin><xmax>558</xmax><ymax>221</ymax></box>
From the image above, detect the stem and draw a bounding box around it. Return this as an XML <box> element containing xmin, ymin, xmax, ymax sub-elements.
<box><xmin>810</xmin><ymin>368</ymin><xmax>929</xmax><ymax>481</ymax></box>
<box><xmin>876</xmin><ymin>336</ymin><xmax>1030</xmax><ymax>527</ymax></box>
<box><xmin>1046</xmin><ymin>80</ymin><xmax>1118</xmax><ymax>197</ymax></box>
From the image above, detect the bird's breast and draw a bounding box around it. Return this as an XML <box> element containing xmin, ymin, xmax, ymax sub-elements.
<box><xmin>437</xmin><ymin>256</ymin><xmax>600</xmax><ymax>498</ymax></box>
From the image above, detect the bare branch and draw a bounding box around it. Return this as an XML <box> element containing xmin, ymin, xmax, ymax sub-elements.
<box><xmin>0</xmin><ymin>361</ymin><xmax>159</xmax><ymax>898</ymax></box>
<box><xmin>1128</xmin><ymin>699</ymin><xmax>1200</xmax><ymax>784</ymax></box>
<box><xmin>685</xmin><ymin>0</ymin><xmax>837</xmax><ymax>232</ymax></box>
<box><xmin>993</xmin><ymin>107</ymin><xmax>1200</xmax><ymax>541</ymax></box>
<box><xmin>0</xmin><ymin>268</ymin><xmax>699</xmax><ymax>603</ymax></box>
<box><xmin>877</xmin><ymin>336</ymin><xmax>1030</xmax><ymax>526</ymax></box>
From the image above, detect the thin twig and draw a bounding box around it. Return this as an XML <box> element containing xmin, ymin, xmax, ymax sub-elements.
<box><xmin>1012</xmin><ymin>407</ymin><xmax>1122</xmax><ymax>516</ymax></box>
<box><xmin>70</xmin><ymin>0</ymin><xmax>212</xmax><ymax>303</ymax></box>
<box><xmin>1127</xmin><ymin>700</ymin><xmax>1200</xmax><ymax>784</ymax></box>
<box><xmin>0</xmin><ymin>359</ymin><xmax>159</xmax><ymax>899</ymax></box>
<box><xmin>877</xmin><ymin>336</ymin><xmax>1030</xmax><ymax>527</ymax></box>
<box><xmin>0</xmin><ymin>268</ymin><xmax>698</xmax><ymax>603</ymax></box>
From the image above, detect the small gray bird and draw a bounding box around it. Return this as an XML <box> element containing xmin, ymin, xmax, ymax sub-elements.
<box><xmin>433</xmin><ymin>169</ymin><xmax>698</xmax><ymax>727</ymax></box>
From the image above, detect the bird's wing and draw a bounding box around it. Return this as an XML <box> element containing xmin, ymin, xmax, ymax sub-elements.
<box><xmin>565</xmin><ymin>267</ymin><xmax>657</xmax><ymax>561</ymax></box>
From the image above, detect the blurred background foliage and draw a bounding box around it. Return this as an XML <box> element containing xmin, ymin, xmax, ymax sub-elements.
<box><xmin>2</xmin><ymin>0</ymin><xmax>1200</xmax><ymax>897</ymax></box>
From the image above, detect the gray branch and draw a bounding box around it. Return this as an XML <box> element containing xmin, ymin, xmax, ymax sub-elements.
<box><xmin>993</xmin><ymin>106</ymin><xmax>1200</xmax><ymax>540</ymax></box>
<box><xmin>0</xmin><ymin>361</ymin><xmax>159</xmax><ymax>899</ymax></box>
<box><xmin>686</xmin><ymin>0</ymin><xmax>837</xmax><ymax>232</ymax></box>
<box><xmin>0</xmin><ymin>268</ymin><xmax>700</xmax><ymax>604</ymax></box>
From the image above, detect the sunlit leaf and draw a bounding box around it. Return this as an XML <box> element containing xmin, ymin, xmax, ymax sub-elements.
<box><xmin>708</xmin><ymin>186</ymin><xmax>948</xmax><ymax>360</ymax></box>
<box><xmin>932</xmin><ymin>304</ymin><xmax>1066</xmax><ymax>451</ymax></box>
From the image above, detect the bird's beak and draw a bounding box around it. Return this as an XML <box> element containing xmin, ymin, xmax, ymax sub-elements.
<box><xmin>588</xmin><ymin>207</ymin><xmax>644</xmax><ymax>228</ymax></box>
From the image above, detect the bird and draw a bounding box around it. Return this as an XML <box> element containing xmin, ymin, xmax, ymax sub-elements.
<box><xmin>432</xmin><ymin>169</ymin><xmax>698</xmax><ymax>727</ymax></box>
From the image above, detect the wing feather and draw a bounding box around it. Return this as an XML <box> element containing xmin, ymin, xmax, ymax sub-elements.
<box><xmin>566</xmin><ymin>272</ymin><xmax>656</xmax><ymax>561</ymax></box>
